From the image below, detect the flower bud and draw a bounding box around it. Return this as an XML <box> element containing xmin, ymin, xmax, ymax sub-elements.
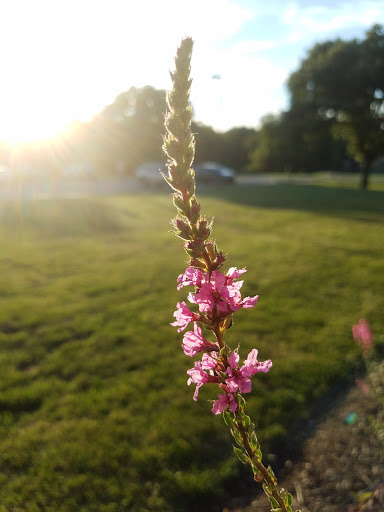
<box><xmin>175</xmin><ymin>218</ymin><xmax>192</xmax><ymax>239</ymax></box>
<box><xmin>185</xmin><ymin>238</ymin><xmax>205</xmax><ymax>257</ymax></box>
<box><xmin>213</xmin><ymin>250</ymin><xmax>226</xmax><ymax>269</ymax></box>
<box><xmin>205</xmin><ymin>242</ymin><xmax>216</xmax><ymax>260</ymax></box>
<box><xmin>189</xmin><ymin>258</ymin><xmax>208</xmax><ymax>270</ymax></box>
<box><xmin>190</xmin><ymin>198</ymin><xmax>201</xmax><ymax>224</ymax></box>
<box><xmin>173</xmin><ymin>193</ymin><xmax>187</xmax><ymax>215</ymax></box>
<box><xmin>197</xmin><ymin>218</ymin><xmax>210</xmax><ymax>240</ymax></box>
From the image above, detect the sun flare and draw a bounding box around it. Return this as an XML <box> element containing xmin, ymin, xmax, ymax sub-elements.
<box><xmin>0</xmin><ymin>82</ymin><xmax>95</xmax><ymax>145</ymax></box>
<box><xmin>0</xmin><ymin>107</ymin><xmax>67</xmax><ymax>144</ymax></box>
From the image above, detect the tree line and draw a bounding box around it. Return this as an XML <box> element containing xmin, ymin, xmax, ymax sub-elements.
<box><xmin>1</xmin><ymin>24</ymin><xmax>383</xmax><ymax>188</ymax></box>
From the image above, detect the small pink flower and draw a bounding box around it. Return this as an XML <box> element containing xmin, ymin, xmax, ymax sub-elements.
<box><xmin>352</xmin><ymin>319</ymin><xmax>373</xmax><ymax>355</ymax></box>
<box><xmin>201</xmin><ymin>351</ymin><xmax>219</xmax><ymax>370</ymax></box>
<box><xmin>187</xmin><ymin>361</ymin><xmax>220</xmax><ymax>400</ymax></box>
<box><xmin>225</xmin><ymin>348</ymin><xmax>272</xmax><ymax>394</ymax></box>
<box><xmin>226</xmin><ymin>374</ymin><xmax>252</xmax><ymax>394</ymax></box>
<box><xmin>211</xmin><ymin>392</ymin><xmax>238</xmax><ymax>415</ymax></box>
<box><xmin>177</xmin><ymin>267</ymin><xmax>204</xmax><ymax>291</ymax></box>
<box><xmin>171</xmin><ymin>302</ymin><xmax>200</xmax><ymax>332</ymax></box>
<box><xmin>240</xmin><ymin>348</ymin><xmax>273</xmax><ymax>377</ymax></box>
<box><xmin>355</xmin><ymin>378</ymin><xmax>370</xmax><ymax>394</ymax></box>
<box><xmin>187</xmin><ymin>361</ymin><xmax>209</xmax><ymax>401</ymax></box>
<box><xmin>182</xmin><ymin>323</ymin><xmax>218</xmax><ymax>357</ymax></box>
<box><xmin>194</xmin><ymin>271</ymin><xmax>241</xmax><ymax>316</ymax></box>
<box><xmin>225</xmin><ymin>350</ymin><xmax>252</xmax><ymax>393</ymax></box>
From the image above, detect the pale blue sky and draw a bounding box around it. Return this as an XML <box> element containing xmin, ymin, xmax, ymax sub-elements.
<box><xmin>1</xmin><ymin>0</ymin><xmax>383</xmax><ymax>141</ymax></box>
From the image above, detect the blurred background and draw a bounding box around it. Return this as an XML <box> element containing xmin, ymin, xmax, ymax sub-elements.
<box><xmin>1</xmin><ymin>0</ymin><xmax>384</xmax><ymax>189</ymax></box>
<box><xmin>0</xmin><ymin>1</ymin><xmax>383</xmax><ymax>511</ymax></box>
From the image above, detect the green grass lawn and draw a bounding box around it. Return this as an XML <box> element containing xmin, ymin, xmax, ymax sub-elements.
<box><xmin>0</xmin><ymin>183</ymin><xmax>383</xmax><ymax>511</ymax></box>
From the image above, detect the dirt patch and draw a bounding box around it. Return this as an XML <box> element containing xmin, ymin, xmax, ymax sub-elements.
<box><xmin>224</xmin><ymin>384</ymin><xmax>384</xmax><ymax>512</ymax></box>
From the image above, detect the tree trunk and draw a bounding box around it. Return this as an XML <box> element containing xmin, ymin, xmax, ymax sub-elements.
<box><xmin>359</xmin><ymin>160</ymin><xmax>370</xmax><ymax>189</ymax></box>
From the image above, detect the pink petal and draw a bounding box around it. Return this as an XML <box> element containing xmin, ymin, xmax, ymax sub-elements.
<box><xmin>241</xmin><ymin>295</ymin><xmax>259</xmax><ymax>308</ymax></box>
<box><xmin>228</xmin><ymin>351</ymin><xmax>239</xmax><ymax>369</ymax></box>
<box><xmin>227</xmin><ymin>267</ymin><xmax>247</xmax><ymax>280</ymax></box>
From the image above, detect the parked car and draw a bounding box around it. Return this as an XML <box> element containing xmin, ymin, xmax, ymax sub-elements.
<box><xmin>135</xmin><ymin>161</ymin><xmax>236</xmax><ymax>186</ymax></box>
<box><xmin>194</xmin><ymin>162</ymin><xmax>235</xmax><ymax>184</ymax></box>
<box><xmin>64</xmin><ymin>162</ymin><xmax>95</xmax><ymax>179</ymax></box>
<box><xmin>135</xmin><ymin>161</ymin><xmax>167</xmax><ymax>186</ymax></box>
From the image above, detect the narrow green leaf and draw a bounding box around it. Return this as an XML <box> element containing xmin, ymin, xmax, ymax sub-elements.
<box><xmin>242</xmin><ymin>414</ymin><xmax>251</xmax><ymax>428</ymax></box>
<box><xmin>233</xmin><ymin>446</ymin><xmax>249</xmax><ymax>464</ymax></box>
<box><xmin>223</xmin><ymin>409</ymin><xmax>234</xmax><ymax>427</ymax></box>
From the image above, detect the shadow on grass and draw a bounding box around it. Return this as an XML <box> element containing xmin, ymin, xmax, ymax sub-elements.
<box><xmin>198</xmin><ymin>183</ymin><xmax>384</xmax><ymax>222</ymax></box>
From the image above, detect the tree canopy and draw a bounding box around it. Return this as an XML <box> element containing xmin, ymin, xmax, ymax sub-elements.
<box><xmin>288</xmin><ymin>24</ymin><xmax>384</xmax><ymax>188</ymax></box>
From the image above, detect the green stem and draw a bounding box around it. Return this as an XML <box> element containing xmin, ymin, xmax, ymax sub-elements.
<box><xmin>235</xmin><ymin>413</ymin><xmax>290</xmax><ymax>511</ymax></box>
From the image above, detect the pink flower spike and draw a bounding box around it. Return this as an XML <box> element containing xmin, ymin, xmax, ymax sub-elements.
<box><xmin>211</xmin><ymin>393</ymin><xmax>238</xmax><ymax>415</ymax></box>
<box><xmin>177</xmin><ymin>267</ymin><xmax>204</xmax><ymax>291</ymax></box>
<box><xmin>352</xmin><ymin>319</ymin><xmax>373</xmax><ymax>354</ymax></box>
<box><xmin>171</xmin><ymin>302</ymin><xmax>199</xmax><ymax>332</ymax></box>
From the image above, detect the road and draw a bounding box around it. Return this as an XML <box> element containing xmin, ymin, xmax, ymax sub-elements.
<box><xmin>0</xmin><ymin>172</ymin><xmax>369</xmax><ymax>200</ymax></box>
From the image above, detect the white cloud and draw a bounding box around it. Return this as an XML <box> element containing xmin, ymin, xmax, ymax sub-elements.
<box><xmin>280</xmin><ymin>1</ymin><xmax>384</xmax><ymax>42</ymax></box>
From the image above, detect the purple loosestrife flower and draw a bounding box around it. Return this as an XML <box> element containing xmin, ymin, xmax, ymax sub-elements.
<box><xmin>171</xmin><ymin>301</ymin><xmax>200</xmax><ymax>332</ymax></box>
<box><xmin>225</xmin><ymin>350</ymin><xmax>253</xmax><ymax>394</ymax></box>
<box><xmin>191</xmin><ymin>269</ymin><xmax>258</xmax><ymax>317</ymax></box>
<box><xmin>201</xmin><ymin>351</ymin><xmax>219</xmax><ymax>370</ymax></box>
<box><xmin>177</xmin><ymin>267</ymin><xmax>204</xmax><ymax>291</ymax></box>
<box><xmin>187</xmin><ymin>361</ymin><xmax>208</xmax><ymax>401</ymax></box>
<box><xmin>193</xmin><ymin>270</ymin><xmax>235</xmax><ymax>316</ymax></box>
<box><xmin>187</xmin><ymin>360</ymin><xmax>220</xmax><ymax>400</ymax></box>
<box><xmin>241</xmin><ymin>348</ymin><xmax>273</xmax><ymax>377</ymax></box>
<box><xmin>182</xmin><ymin>323</ymin><xmax>218</xmax><ymax>357</ymax></box>
<box><xmin>352</xmin><ymin>318</ymin><xmax>373</xmax><ymax>355</ymax></box>
<box><xmin>211</xmin><ymin>392</ymin><xmax>238</xmax><ymax>415</ymax></box>
<box><xmin>226</xmin><ymin>349</ymin><xmax>272</xmax><ymax>394</ymax></box>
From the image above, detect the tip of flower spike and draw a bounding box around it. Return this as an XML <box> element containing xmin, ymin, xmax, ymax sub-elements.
<box><xmin>178</xmin><ymin>37</ymin><xmax>194</xmax><ymax>53</ymax></box>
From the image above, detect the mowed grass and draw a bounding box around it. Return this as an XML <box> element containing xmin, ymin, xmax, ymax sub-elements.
<box><xmin>0</xmin><ymin>183</ymin><xmax>383</xmax><ymax>511</ymax></box>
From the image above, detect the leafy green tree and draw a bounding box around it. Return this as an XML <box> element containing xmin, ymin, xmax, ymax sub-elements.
<box><xmin>221</xmin><ymin>127</ymin><xmax>258</xmax><ymax>172</ymax></box>
<box><xmin>191</xmin><ymin>123</ymin><xmax>257</xmax><ymax>172</ymax></box>
<box><xmin>247</xmin><ymin>114</ymin><xmax>287</xmax><ymax>172</ymax></box>
<box><xmin>247</xmin><ymin>109</ymin><xmax>344</xmax><ymax>174</ymax></box>
<box><xmin>288</xmin><ymin>24</ymin><xmax>384</xmax><ymax>188</ymax></box>
<box><xmin>99</xmin><ymin>86</ymin><xmax>167</xmax><ymax>171</ymax></box>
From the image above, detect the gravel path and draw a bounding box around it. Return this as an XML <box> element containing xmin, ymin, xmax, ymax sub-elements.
<box><xmin>224</xmin><ymin>384</ymin><xmax>384</xmax><ymax>512</ymax></box>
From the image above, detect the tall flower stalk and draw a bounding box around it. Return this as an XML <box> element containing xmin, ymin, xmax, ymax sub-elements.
<box><xmin>163</xmin><ymin>37</ymin><xmax>299</xmax><ymax>512</ymax></box>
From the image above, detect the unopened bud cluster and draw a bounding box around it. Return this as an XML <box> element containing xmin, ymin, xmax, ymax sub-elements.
<box><xmin>163</xmin><ymin>37</ymin><xmax>224</xmax><ymax>273</ymax></box>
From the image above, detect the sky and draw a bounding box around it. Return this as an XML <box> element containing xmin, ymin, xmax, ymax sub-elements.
<box><xmin>1</xmin><ymin>0</ymin><xmax>384</xmax><ymax>142</ymax></box>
